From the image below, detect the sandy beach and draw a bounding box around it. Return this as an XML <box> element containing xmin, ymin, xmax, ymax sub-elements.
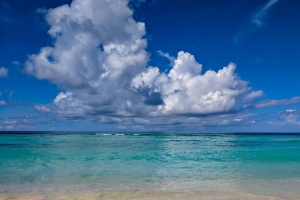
<box><xmin>1</xmin><ymin>190</ymin><xmax>298</xmax><ymax>200</ymax></box>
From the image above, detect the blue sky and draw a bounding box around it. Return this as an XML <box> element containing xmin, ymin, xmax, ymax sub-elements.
<box><xmin>1</xmin><ymin>0</ymin><xmax>300</xmax><ymax>132</ymax></box>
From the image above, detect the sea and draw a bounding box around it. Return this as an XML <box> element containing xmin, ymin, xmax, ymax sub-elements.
<box><xmin>0</xmin><ymin>132</ymin><xmax>300</xmax><ymax>199</ymax></box>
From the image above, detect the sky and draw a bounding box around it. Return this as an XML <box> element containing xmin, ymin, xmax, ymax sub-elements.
<box><xmin>1</xmin><ymin>0</ymin><xmax>300</xmax><ymax>132</ymax></box>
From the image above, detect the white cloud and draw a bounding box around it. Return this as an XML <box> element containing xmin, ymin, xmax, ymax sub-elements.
<box><xmin>283</xmin><ymin>115</ymin><xmax>300</xmax><ymax>125</ymax></box>
<box><xmin>286</xmin><ymin>109</ymin><xmax>296</xmax><ymax>113</ymax></box>
<box><xmin>0</xmin><ymin>118</ymin><xmax>34</xmax><ymax>130</ymax></box>
<box><xmin>96</xmin><ymin>113</ymin><xmax>257</xmax><ymax>130</ymax></box>
<box><xmin>252</xmin><ymin>0</ymin><xmax>279</xmax><ymax>26</ymax></box>
<box><xmin>117</xmin><ymin>125</ymin><xmax>127</xmax><ymax>129</ymax></box>
<box><xmin>157</xmin><ymin>50</ymin><xmax>175</xmax><ymax>65</ymax></box>
<box><xmin>235</xmin><ymin>0</ymin><xmax>279</xmax><ymax>42</ymax></box>
<box><xmin>168</xmin><ymin>51</ymin><xmax>202</xmax><ymax>81</ymax></box>
<box><xmin>12</xmin><ymin>61</ymin><xmax>21</xmax><ymax>66</ymax></box>
<box><xmin>0</xmin><ymin>100</ymin><xmax>6</xmax><ymax>106</ymax></box>
<box><xmin>54</xmin><ymin>92</ymin><xmax>72</xmax><ymax>104</ymax></box>
<box><xmin>131</xmin><ymin>67</ymin><xmax>160</xmax><ymax>88</ymax></box>
<box><xmin>3</xmin><ymin>121</ymin><xmax>16</xmax><ymax>124</ymax></box>
<box><xmin>25</xmin><ymin>0</ymin><xmax>150</xmax><ymax>118</ymax></box>
<box><xmin>132</xmin><ymin>56</ymin><xmax>249</xmax><ymax>115</ymax></box>
<box><xmin>233</xmin><ymin>118</ymin><xmax>242</xmax><ymax>122</ymax></box>
<box><xmin>0</xmin><ymin>121</ymin><xmax>15</xmax><ymax>130</ymax></box>
<box><xmin>24</xmin><ymin>0</ymin><xmax>264</xmax><ymax>126</ymax></box>
<box><xmin>25</xmin><ymin>0</ymin><xmax>147</xmax><ymax>91</ymax></box>
<box><xmin>254</xmin><ymin>96</ymin><xmax>300</xmax><ymax>108</ymax></box>
<box><xmin>0</xmin><ymin>66</ymin><xmax>8</xmax><ymax>77</ymax></box>
<box><xmin>244</xmin><ymin>90</ymin><xmax>264</xmax><ymax>101</ymax></box>
<box><xmin>277</xmin><ymin>110</ymin><xmax>300</xmax><ymax>126</ymax></box>
<box><xmin>35</xmin><ymin>105</ymin><xmax>51</xmax><ymax>113</ymax></box>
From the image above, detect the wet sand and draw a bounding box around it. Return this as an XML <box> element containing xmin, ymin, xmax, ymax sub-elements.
<box><xmin>1</xmin><ymin>190</ymin><xmax>299</xmax><ymax>200</ymax></box>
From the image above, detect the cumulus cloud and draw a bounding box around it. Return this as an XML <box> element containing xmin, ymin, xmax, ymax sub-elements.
<box><xmin>25</xmin><ymin>0</ymin><xmax>151</xmax><ymax>117</ymax></box>
<box><xmin>25</xmin><ymin>0</ymin><xmax>263</xmax><ymax>126</ymax></box>
<box><xmin>34</xmin><ymin>105</ymin><xmax>51</xmax><ymax>113</ymax></box>
<box><xmin>0</xmin><ymin>66</ymin><xmax>8</xmax><ymax>77</ymax></box>
<box><xmin>132</xmin><ymin>54</ymin><xmax>251</xmax><ymax>115</ymax></box>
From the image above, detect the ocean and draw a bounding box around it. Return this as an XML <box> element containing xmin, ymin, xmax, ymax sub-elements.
<box><xmin>0</xmin><ymin>132</ymin><xmax>300</xmax><ymax>199</ymax></box>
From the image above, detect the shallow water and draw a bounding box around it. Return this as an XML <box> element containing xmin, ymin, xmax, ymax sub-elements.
<box><xmin>1</xmin><ymin>132</ymin><xmax>300</xmax><ymax>199</ymax></box>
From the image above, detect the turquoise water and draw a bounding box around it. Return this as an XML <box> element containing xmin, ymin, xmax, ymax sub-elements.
<box><xmin>1</xmin><ymin>132</ymin><xmax>300</xmax><ymax>199</ymax></box>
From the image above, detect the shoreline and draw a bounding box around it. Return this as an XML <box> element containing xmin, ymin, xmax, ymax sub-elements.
<box><xmin>0</xmin><ymin>190</ymin><xmax>297</xmax><ymax>200</ymax></box>
<box><xmin>2</xmin><ymin>178</ymin><xmax>300</xmax><ymax>199</ymax></box>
